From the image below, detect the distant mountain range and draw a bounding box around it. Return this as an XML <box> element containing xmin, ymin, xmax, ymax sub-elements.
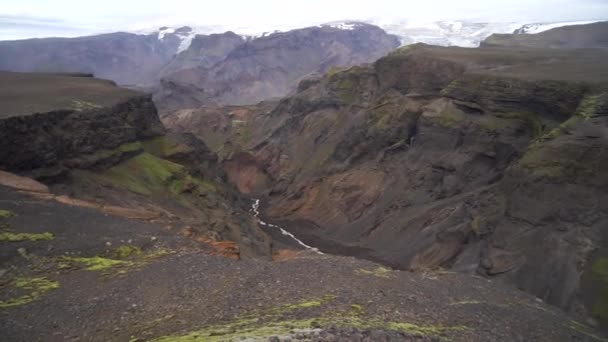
<box><xmin>0</xmin><ymin>19</ymin><xmax>605</xmax><ymax>113</ymax></box>
<box><xmin>132</xmin><ymin>19</ymin><xmax>606</xmax><ymax>51</ymax></box>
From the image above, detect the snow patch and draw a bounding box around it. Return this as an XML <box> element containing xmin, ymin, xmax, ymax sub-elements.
<box><xmin>514</xmin><ymin>20</ymin><xmax>604</xmax><ymax>34</ymax></box>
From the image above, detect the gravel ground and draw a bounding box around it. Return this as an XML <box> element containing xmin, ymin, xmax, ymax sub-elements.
<box><xmin>1</xmin><ymin>186</ymin><xmax>606</xmax><ymax>342</ymax></box>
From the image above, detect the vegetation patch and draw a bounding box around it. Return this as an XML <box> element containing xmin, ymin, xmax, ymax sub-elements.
<box><xmin>355</xmin><ymin>266</ymin><xmax>393</xmax><ymax>278</ymax></box>
<box><xmin>57</xmin><ymin>248</ymin><xmax>173</xmax><ymax>275</ymax></box>
<box><xmin>150</xmin><ymin>293</ymin><xmax>465</xmax><ymax>342</ymax></box>
<box><xmin>0</xmin><ymin>209</ymin><xmax>15</xmax><ymax>218</ymax></box>
<box><xmin>58</xmin><ymin>255</ymin><xmax>132</xmax><ymax>271</ymax></box>
<box><xmin>114</xmin><ymin>245</ymin><xmax>143</xmax><ymax>259</ymax></box>
<box><xmin>0</xmin><ymin>277</ymin><xmax>60</xmax><ymax>308</ymax></box>
<box><xmin>100</xmin><ymin>152</ymin><xmax>185</xmax><ymax>195</ymax></box>
<box><xmin>0</xmin><ymin>232</ymin><xmax>54</xmax><ymax>242</ymax></box>
<box><xmin>142</xmin><ymin>137</ymin><xmax>190</xmax><ymax>158</ymax></box>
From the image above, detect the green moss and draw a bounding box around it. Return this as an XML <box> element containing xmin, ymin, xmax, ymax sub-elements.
<box><xmin>142</xmin><ymin>137</ymin><xmax>189</xmax><ymax>158</ymax></box>
<box><xmin>0</xmin><ymin>210</ymin><xmax>14</xmax><ymax>218</ymax></box>
<box><xmin>57</xmin><ymin>248</ymin><xmax>173</xmax><ymax>275</ymax></box>
<box><xmin>101</xmin><ymin>152</ymin><xmax>185</xmax><ymax>195</ymax></box>
<box><xmin>591</xmin><ymin>257</ymin><xmax>608</xmax><ymax>326</ymax></box>
<box><xmin>114</xmin><ymin>245</ymin><xmax>143</xmax><ymax>259</ymax></box>
<box><xmin>326</xmin><ymin>66</ymin><xmax>345</xmax><ymax>79</ymax></box>
<box><xmin>0</xmin><ymin>232</ymin><xmax>54</xmax><ymax>242</ymax></box>
<box><xmin>82</xmin><ymin>141</ymin><xmax>143</xmax><ymax>164</ymax></box>
<box><xmin>97</xmin><ymin>152</ymin><xmax>217</xmax><ymax>198</ymax></box>
<box><xmin>336</xmin><ymin>78</ymin><xmax>357</xmax><ymax>103</ymax></box>
<box><xmin>58</xmin><ymin>255</ymin><xmax>132</xmax><ymax>271</ymax></box>
<box><xmin>576</xmin><ymin>94</ymin><xmax>602</xmax><ymax>119</ymax></box>
<box><xmin>355</xmin><ymin>266</ymin><xmax>393</xmax><ymax>278</ymax></box>
<box><xmin>151</xmin><ymin>293</ymin><xmax>466</xmax><ymax>342</ymax></box>
<box><xmin>0</xmin><ymin>277</ymin><xmax>60</xmax><ymax>308</ymax></box>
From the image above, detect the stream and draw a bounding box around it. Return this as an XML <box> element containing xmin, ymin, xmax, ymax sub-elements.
<box><xmin>251</xmin><ymin>199</ymin><xmax>323</xmax><ymax>254</ymax></box>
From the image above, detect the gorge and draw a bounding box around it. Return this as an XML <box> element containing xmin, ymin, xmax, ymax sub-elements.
<box><xmin>1</xmin><ymin>17</ymin><xmax>608</xmax><ymax>342</ymax></box>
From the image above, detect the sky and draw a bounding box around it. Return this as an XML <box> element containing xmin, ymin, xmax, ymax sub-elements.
<box><xmin>1</xmin><ymin>0</ymin><xmax>608</xmax><ymax>40</ymax></box>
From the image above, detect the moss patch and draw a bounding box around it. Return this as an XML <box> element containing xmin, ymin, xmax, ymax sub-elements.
<box><xmin>0</xmin><ymin>232</ymin><xmax>54</xmax><ymax>242</ymax></box>
<box><xmin>355</xmin><ymin>266</ymin><xmax>393</xmax><ymax>278</ymax></box>
<box><xmin>58</xmin><ymin>255</ymin><xmax>132</xmax><ymax>271</ymax></box>
<box><xmin>0</xmin><ymin>210</ymin><xmax>15</xmax><ymax>218</ymax></box>
<box><xmin>0</xmin><ymin>277</ymin><xmax>60</xmax><ymax>308</ymax></box>
<box><xmin>142</xmin><ymin>137</ymin><xmax>191</xmax><ymax>158</ymax></box>
<box><xmin>57</xmin><ymin>248</ymin><xmax>173</xmax><ymax>276</ymax></box>
<box><xmin>150</xmin><ymin>294</ymin><xmax>466</xmax><ymax>342</ymax></box>
<box><xmin>114</xmin><ymin>245</ymin><xmax>143</xmax><ymax>259</ymax></box>
<box><xmin>100</xmin><ymin>152</ymin><xmax>185</xmax><ymax>195</ymax></box>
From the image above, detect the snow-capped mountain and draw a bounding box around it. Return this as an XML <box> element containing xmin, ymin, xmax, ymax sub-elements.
<box><xmin>513</xmin><ymin>20</ymin><xmax>604</xmax><ymax>34</ymax></box>
<box><xmin>133</xmin><ymin>19</ymin><xmax>606</xmax><ymax>54</ymax></box>
<box><xmin>371</xmin><ymin>19</ymin><xmax>606</xmax><ymax>47</ymax></box>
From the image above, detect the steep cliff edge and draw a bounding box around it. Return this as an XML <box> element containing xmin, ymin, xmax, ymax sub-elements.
<box><xmin>164</xmin><ymin>29</ymin><xmax>608</xmax><ymax>328</ymax></box>
<box><xmin>0</xmin><ymin>71</ymin><xmax>270</xmax><ymax>259</ymax></box>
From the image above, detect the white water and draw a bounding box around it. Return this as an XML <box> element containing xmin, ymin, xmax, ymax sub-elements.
<box><xmin>251</xmin><ymin>199</ymin><xmax>323</xmax><ymax>254</ymax></box>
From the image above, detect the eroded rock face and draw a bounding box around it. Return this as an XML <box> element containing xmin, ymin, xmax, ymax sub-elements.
<box><xmin>154</xmin><ymin>23</ymin><xmax>400</xmax><ymax>113</ymax></box>
<box><xmin>0</xmin><ymin>95</ymin><xmax>164</xmax><ymax>174</ymax></box>
<box><xmin>483</xmin><ymin>21</ymin><xmax>608</xmax><ymax>49</ymax></box>
<box><xmin>0</xmin><ymin>31</ymin><xmax>187</xmax><ymax>85</ymax></box>
<box><xmin>0</xmin><ymin>72</ymin><xmax>271</xmax><ymax>259</ymax></box>
<box><xmin>163</xmin><ymin>35</ymin><xmax>608</xmax><ymax>324</ymax></box>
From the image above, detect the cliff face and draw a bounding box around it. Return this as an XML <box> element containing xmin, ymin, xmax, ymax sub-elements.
<box><xmin>164</xmin><ymin>33</ymin><xmax>608</xmax><ymax>325</ymax></box>
<box><xmin>0</xmin><ymin>72</ymin><xmax>271</xmax><ymax>259</ymax></box>
<box><xmin>154</xmin><ymin>23</ymin><xmax>400</xmax><ymax>113</ymax></box>
<box><xmin>482</xmin><ymin>21</ymin><xmax>608</xmax><ymax>49</ymax></box>
<box><xmin>0</xmin><ymin>31</ymin><xmax>187</xmax><ymax>85</ymax></box>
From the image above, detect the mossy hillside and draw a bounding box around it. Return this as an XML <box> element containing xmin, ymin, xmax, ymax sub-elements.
<box><xmin>142</xmin><ymin>137</ymin><xmax>191</xmax><ymax>158</ymax></box>
<box><xmin>96</xmin><ymin>152</ymin><xmax>216</xmax><ymax>197</ymax></box>
<box><xmin>0</xmin><ymin>277</ymin><xmax>60</xmax><ymax>308</ymax></box>
<box><xmin>150</xmin><ymin>294</ymin><xmax>467</xmax><ymax>342</ymax></box>
<box><xmin>74</xmin><ymin>141</ymin><xmax>143</xmax><ymax>168</ymax></box>
<box><xmin>327</xmin><ymin>66</ymin><xmax>368</xmax><ymax>104</ymax></box>
<box><xmin>538</xmin><ymin>93</ymin><xmax>605</xmax><ymax>142</ymax></box>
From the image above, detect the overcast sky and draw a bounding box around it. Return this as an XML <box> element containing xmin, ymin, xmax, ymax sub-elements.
<box><xmin>1</xmin><ymin>0</ymin><xmax>607</xmax><ymax>40</ymax></box>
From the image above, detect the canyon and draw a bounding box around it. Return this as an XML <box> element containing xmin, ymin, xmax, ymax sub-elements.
<box><xmin>1</xmin><ymin>19</ymin><xmax>608</xmax><ymax>342</ymax></box>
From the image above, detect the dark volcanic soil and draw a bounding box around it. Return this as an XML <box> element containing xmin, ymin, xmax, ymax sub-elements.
<box><xmin>1</xmin><ymin>186</ymin><xmax>605</xmax><ymax>341</ymax></box>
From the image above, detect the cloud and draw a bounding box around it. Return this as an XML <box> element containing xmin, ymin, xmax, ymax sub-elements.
<box><xmin>1</xmin><ymin>0</ymin><xmax>607</xmax><ymax>39</ymax></box>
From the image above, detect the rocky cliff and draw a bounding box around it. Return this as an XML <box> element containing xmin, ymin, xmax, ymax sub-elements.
<box><xmin>0</xmin><ymin>71</ymin><xmax>270</xmax><ymax>259</ymax></box>
<box><xmin>154</xmin><ymin>22</ymin><xmax>400</xmax><ymax>113</ymax></box>
<box><xmin>164</xmin><ymin>24</ymin><xmax>608</xmax><ymax>329</ymax></box>
<box><xmin>0</xmin><ymin>29</ymin><xmax>194</xmax><ymax>85</ymax></box>
<box><xmin>483</xmin><ymin>21</ymin><xmax>608</xmax><ymax>49</ymax></box>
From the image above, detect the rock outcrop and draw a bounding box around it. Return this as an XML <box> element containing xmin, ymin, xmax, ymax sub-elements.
<box><xmin>0</xmin><ymin>71</ymin><xmax>271</xmax><ymax>259</ymax></box>
<box><xmin>0</xmin><ymin>30</ymin><xmax>191</xmax><ymax>85</ymax></box>
<box><xmin>482</xmin><ymin>21</ymin><xmax>608</xmax><ymax>49</ymax></box>
<box><xmin>164</xmin><ymin>24</ymin><xmax>608</xmax><ymax>328</ymax></box>
<box><xmin>154</xmin><ymin>22</ymin><xmax>400</xmax><ymax>113</ymax></box>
